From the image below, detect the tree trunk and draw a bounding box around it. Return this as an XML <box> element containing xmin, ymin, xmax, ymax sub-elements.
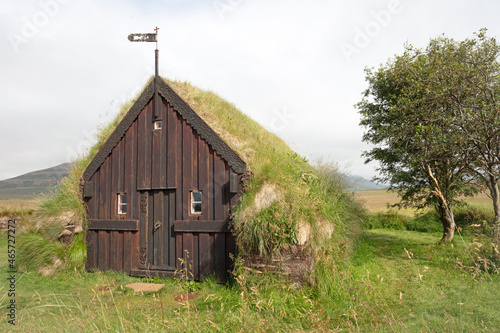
<box><xmin>488</xmin><ymin>175</ymin><xmax>500</xmax><ymax>224</ymax></box>
<box><xmin>437</xmin><ymin>203</ymin><xmax>455</xmax><ymax>243</ymax></box>
<box><xmin>486</xmin><ymin>176</ymin><xmax>500</xmax><ymax>252</ymax></box>
<box><xmin>492</xmin><ymin>185</ymin><xmax>500</xmax><ymax>246</ymax></box>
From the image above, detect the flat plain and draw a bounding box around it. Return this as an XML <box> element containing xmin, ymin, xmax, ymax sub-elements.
<box><xmin>354</xmin><ymin>189</ymin><xmax>493</xmax><ymax>215</ymax></box>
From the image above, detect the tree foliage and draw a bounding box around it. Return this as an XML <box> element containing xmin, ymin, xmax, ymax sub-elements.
<box><xmin>357</xmin><ymin>30</ymin><xmax>500</xmax><ymax>243</ymax></box>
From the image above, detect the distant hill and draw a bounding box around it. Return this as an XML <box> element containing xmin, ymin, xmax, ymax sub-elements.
<box><xmin>347</xmin><ymin>175</ymin><xmax>387</xmax><ymax>191</ymax></box>
<box><xmin>0</xmin><ymin>163</ymin><xmax>382</xmax><ymax>199</ymax></box>
<box><xmin>0</xmin><ymin>163</ymin><xmax>72</xmax><ymax>199</ymax></box>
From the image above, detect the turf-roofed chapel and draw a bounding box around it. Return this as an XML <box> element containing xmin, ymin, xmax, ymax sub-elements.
<box><xmin>82</xmin><ymin>77</ymin><xmax>350</xmax><ymax>282</ymax></box>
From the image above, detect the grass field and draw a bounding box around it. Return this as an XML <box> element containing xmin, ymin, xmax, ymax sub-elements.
<box><xmin>1</xmin><ymin>228</ymin><xmax>498</xmax><ymax>332</ymax></box>
<box><xmin>0</xmin><ymin>192</ymin><xmax>498</xmax><ymax>331</ymax></box>
<box><xmin>0</xmin><ymin>199</ymin><xmax>38</xmax><ymax>218</ymax></box>
<box><xmin>354</xmin><ymin>189</ymin><xmax>493</xmax><ymax>215</ymax></box>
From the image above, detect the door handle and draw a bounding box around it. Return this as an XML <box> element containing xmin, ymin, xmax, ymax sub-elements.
<box><xmin>154</xmin><ymin>221</ymin><xmax>161</xmax><ymax>231</ymax></box>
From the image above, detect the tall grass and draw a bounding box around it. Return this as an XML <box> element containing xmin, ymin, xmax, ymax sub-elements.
<box><xmin>17</xmin><ymin>233</ymin><xmax>65</xmax><ymax>271</ymax></box>
<box><xmin>3</xmin><ymin>227</ymin><xmax>498</xmax><ymax>332</ymax></box>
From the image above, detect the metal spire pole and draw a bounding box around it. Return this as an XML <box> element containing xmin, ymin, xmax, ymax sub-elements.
<box><xmin>154</xmin><ymin>26</ymin><xmax>159</xmax><ymax>119</ymax></box>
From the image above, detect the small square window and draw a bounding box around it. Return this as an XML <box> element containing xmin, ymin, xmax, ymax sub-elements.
<box><xmin>191</xmin><ymin>190</ymin><xmax>202</xmax><ymax>214</ymax></box>
<box><xmin>118</xmin><ymin>194</ymin><xmax>127</xmax><ymax>215</ymax></box>
<box><xmin>154</xmin><ymin>120</ymin><xmax>162</xmax><ymax>130</ymax></box>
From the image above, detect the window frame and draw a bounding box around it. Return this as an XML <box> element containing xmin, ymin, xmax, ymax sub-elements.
<box><xmin>117</xmin><ymin>193</ymin><xmax>127</xmax><ymax>215</ymax></box>
<box><xmin>153</xmin><ymin>120</ymin><xmax>162</xmax><ymax>130</ymax></box>
<box><xmin>190</xmin><ymin>190</ymin><xmax>202</xmax><ymax>215</ymax></box>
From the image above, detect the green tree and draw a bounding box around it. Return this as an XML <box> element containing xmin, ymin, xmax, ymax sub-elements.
<box><xmin>430</xmin><ymin>29</ymin><xmax>500</xmax><ymax>241</ymax></box>
<box><xmin>357</xmin><ymin>35</ymin><xmax>481</xmax><ymax>243</ymax></box>
<box><xmin>423</xmin><ymin>31</ymin><xmax>500</xmax><ymax>244</ymax></box>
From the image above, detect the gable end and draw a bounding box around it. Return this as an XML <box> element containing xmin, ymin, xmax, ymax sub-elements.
<box><xmin>83</xmin><ymin>78</ymin><xmax>247</xmax><ymax>182</ymax></box>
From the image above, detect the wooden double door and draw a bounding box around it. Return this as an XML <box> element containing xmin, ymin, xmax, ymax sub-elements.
<box><xmin>139</xmin><ymin>189</ymin><xmax>176</xmax><ymax>270</ymax></box>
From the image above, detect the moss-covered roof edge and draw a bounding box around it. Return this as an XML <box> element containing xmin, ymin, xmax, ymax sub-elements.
<box><xmin>82</xmin><ymin>78</ymin><xmax>247</xmax><ymax>181</ymax></box>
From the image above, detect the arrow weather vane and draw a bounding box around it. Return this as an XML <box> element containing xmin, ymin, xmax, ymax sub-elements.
<box><xmin>128</xmin><ymin>27</ymin><xmax>160</xmax><ymax>118</ymax></box>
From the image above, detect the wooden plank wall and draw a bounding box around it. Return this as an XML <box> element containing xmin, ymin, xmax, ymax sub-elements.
<box><xmin>85</xmin><ymin>95</ymin><xmax>241</xmax><ymax>277</ymax></box>
<box><xmin>86</xmin><ymin>230</ymin><xmax>139</xmax><ymax>274</ymax></box>
<box><xmin>176</xmin><ymin>231</ymin><xmax>235</xmax><ymax>282</ymax></box>
<box><xmin>133</xmin><ymin>97</ymin><xmax>236</xmax><ymax>221</ymax></box>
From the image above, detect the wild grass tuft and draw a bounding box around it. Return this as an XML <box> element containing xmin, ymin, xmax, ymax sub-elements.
<box><xmin>404</xmin><ymin>210</ymin><xmax>442</xmax><ymax>233</ymax></box>
<box><xmin>17</xmin><ymin>232</ymin><xmax>65</xmax><ymax>271</ymax></box>
<box><xmin>454</xmin><ymin>204</ymin><xmax>495</xmax><ymax>234</ymax></box>
<box><xmin>363</xmin><ymin>210</ymin><xmax>409</xmax><ymax>230</ymax></box>
<box><xmin>66</xmin><ymin>232</ymin><xmax>87</xmax><ymax>268</ymax></box>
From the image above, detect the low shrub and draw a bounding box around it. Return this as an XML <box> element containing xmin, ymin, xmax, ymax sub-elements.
<box><xmin>363</xmin><ymin>211</ymin><xmax>409</xmax><ymax>230</ymax></box>
<box><xmin>454</xmin><ymin>204</ymin><xmax>495</xmax><ymax>236</ymax></box>
<box><xmin>363</xmin><ymin>203</ymin><xmax>495</xmax><ymax>236</ymax></box>
<box><xmin>405</xmin><ymin>211</ymin><xmax>442</xmax><ymax>233</ymax></box>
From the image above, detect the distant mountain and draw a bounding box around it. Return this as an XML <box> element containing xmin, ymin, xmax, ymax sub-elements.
<box><xmin>0</xmin><ymin>163</ymin><xmax>382</xmax><ymax>199</ymax></box>
<box><xmin>347</xmin><ymin>175</ymin><xmax>387</xmax><ymax>191</ymax></box>
<box><xmin>0</xmin><ymin>163</ymin><xmax>72</xmax><ymax>199</ymax></box>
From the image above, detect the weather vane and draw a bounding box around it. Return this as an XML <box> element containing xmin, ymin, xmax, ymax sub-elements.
<box><xmin>128</xmin><ymin>27</ymin><xmax>160</xmax><ymax>118</ymax></box>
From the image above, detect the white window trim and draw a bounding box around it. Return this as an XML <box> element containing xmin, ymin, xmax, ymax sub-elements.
<box><xmin>154</xmin><ymin>120</ymin><xmax>162</xmax><ymax>130</ymax></box>
<box><xmin>190</xmin><ymin>190</ymin><xmax>202</xmax><ymax>215</ymax></box>
<box><xmin>118</xmin><ymin>193</ymin><xmax>127</xmax><ymax>215</ymax></box>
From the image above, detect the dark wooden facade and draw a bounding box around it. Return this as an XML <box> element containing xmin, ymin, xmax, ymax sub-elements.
<box><xmin>82</xmin><ymin>78</ymin><xmax>246</xmax><ymax>282</ymax></box>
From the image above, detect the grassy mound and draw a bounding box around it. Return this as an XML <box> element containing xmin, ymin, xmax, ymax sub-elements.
<box><xmin>27</xmin><ymin>78</ymin><xmax>363</xmax><ymax>277</ymax></box>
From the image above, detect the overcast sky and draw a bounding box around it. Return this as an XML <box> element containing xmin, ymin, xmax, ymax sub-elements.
<box><xmin>1</xmin><ymin>0</ymin><xmax>499</xmax><ymax>181</ymax></box>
